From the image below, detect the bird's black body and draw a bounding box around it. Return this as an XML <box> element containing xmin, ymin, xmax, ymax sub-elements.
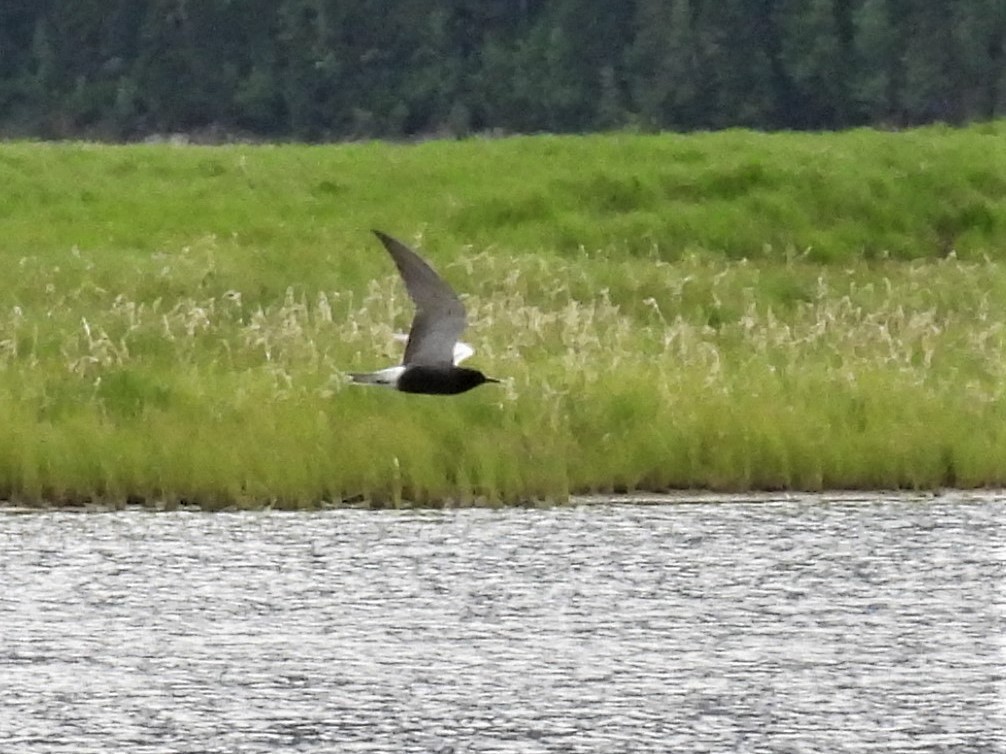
<box><xmin>397</xmin><ymin>365</ymin><xmax>496</xmax><ymax>395</ymax></box>
<box><xmin>349</xmin><ymin>231</ymin><xmax>500</xmax><ymax>396</ymax></box>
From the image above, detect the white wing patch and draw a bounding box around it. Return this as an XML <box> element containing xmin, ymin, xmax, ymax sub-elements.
<box><xmin>452</xmin><ymin>341</ymin><xmax>474</xmax><ymax>365</ymax></box>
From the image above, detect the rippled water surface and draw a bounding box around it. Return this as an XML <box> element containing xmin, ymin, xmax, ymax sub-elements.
<box><xmin>2</xmin><ymin>494</ymin><xmax>1004</xmax><ymax>753</ymax></box>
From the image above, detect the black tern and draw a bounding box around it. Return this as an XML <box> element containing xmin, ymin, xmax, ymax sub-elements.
<box><xmin>350</xmin><ymin>230</ymin><xmax>500</xmax><ymax>395</ymax></box>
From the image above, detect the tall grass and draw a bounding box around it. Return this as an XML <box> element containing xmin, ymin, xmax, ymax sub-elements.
<box><xmin>2</xmin><ymin>125</ymin><xmax>1006</xmax><ymax>507</ymax></box>
<box><xmin>5</xmin><ymin>123</ymin><xmax>1006</xmax><ymax>267</ymax></box>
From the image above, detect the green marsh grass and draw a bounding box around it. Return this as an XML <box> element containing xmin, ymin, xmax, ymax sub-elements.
<box><xmin>2</xmin><ymin>125</ymin><xmax>1006</xmax><ymax>507</ymax></box>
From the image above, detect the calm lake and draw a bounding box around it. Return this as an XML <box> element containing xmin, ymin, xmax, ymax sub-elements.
<box><xmin>1</xmin><ymin>493</ymin><xmax>1003</xmax><ymax>753</ymax></box>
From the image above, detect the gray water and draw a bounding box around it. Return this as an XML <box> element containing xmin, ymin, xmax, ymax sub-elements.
<box><xmin>1</xmin><ymin>494</ymin><xmax>1003</xmax><ymax>754</ymax></box>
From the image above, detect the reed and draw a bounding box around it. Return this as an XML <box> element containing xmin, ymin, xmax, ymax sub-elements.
<box><xmin>1</xmin><ymin>126</ymin><xmax>1005</xmax><ymax>507</ymax></box>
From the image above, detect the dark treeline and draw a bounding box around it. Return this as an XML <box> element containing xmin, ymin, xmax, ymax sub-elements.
<box><xmin>1</xmin><ymin>0</ymin><xmax>1003</xmax><ymax>141</ymax></box>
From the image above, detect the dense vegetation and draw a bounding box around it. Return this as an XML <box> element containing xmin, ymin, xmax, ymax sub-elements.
<box><xmin>1</xmin><ymin>0</ymin><xmax>1003</xmax><ymax>140</ymax></box>
<box><xmin>1</xmin><ymin>126</ymin><xmax>1005</xmax><ymax>508</ymax></box>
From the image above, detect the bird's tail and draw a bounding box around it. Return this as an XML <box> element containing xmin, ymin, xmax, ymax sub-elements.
<box><xmin>349</xmin><ymin>366</ymin><xmax>404</xmax><ymax>387</ymax></box>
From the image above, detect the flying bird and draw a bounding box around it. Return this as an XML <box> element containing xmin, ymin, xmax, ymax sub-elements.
<box><xmin>350</xmin><ymin>230</ymin><xmax>499</xmax><ymax>395</ymax></box>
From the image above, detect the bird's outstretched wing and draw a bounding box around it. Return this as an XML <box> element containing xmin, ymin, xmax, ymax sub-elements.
<box><xmin>393</xmin><ymin>333</ymin><xmax>475</xmax><ymax>365</ymax></box>
<box><xmin>372</xmin><ymin>230</ymin><xmax>467</xmax><ymax>367</ymax></box>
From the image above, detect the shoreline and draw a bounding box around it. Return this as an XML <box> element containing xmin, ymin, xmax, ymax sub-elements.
<box><xmin>2</xmin><ymin>488</ymin><xmax>1004</xmax><ymax>514</ymax></box>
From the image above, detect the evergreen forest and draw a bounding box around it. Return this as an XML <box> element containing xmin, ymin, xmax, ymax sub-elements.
<box><xmin>1</xmin><ymin>0</ymin><xmax>1004</xmax><ymax>141</ymax></box>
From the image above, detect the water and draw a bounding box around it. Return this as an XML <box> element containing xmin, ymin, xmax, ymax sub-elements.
<box><xmin>1</xmin><ymin>493</ymin><xmax>1003</xmax><ymax>753</ymax></box>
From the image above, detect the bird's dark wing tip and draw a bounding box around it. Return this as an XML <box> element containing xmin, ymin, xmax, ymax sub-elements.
<box><xmin>373</xmin><ymin>229</ymin><xmax>407</xmax><ymax>255</ymax></box>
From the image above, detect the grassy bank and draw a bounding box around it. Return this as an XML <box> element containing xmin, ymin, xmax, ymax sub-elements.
<box><xmin>2</xmin><ymin>125</ymin><xmax>1005</xmax><ymax>507</ymax></box>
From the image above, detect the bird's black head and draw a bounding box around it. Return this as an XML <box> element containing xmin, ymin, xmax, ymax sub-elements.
<box><xmin>439</xmin><ymin>366</ymin><xmax>500</xmax><ymax>395</ymax></box>
<box><xmin>467</xmin><ymin>369</ymin><xmax>500</xmax><ymax>390</ymax></box>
